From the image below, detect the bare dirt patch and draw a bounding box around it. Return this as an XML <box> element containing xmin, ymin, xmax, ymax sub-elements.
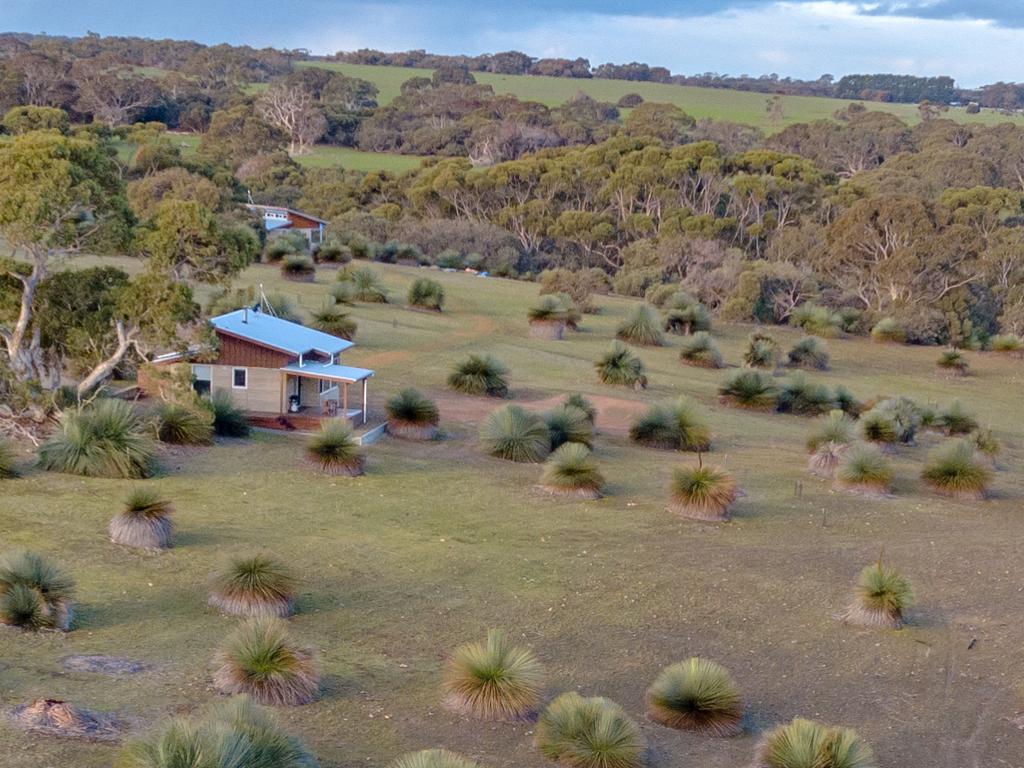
<box><xmin>61</xmin><ymin>655</ymin><xmax>151</xmax><ymax>675</ymax></box>
<box><xmin>10</xmin><ymin>699</ymin><xmax>126</xmax><ymax>741</ymax></box>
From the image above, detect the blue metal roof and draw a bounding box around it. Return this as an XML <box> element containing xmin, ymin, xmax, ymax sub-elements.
<box><xmin>210</xmin><ymin>309</ymin><xmax>353</xmax><ymax>357</ymax></box>
<box><xmin>280</xmin><ymin>361</ymin><xmax>374</xmax><ymax>383</ymax></box>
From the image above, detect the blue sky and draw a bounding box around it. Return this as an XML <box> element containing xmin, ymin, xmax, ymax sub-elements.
<box><xmin>4</xmin><ymin>1</ymin><xmax>1024</xmax><ymax>86</ymax></box>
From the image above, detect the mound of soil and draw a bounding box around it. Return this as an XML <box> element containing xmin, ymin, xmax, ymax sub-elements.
<box><xmin>10</xmin><ymin>699</ymin><xmax>125</xmax><ymax>741</ymax></box>
<box><xmin>62</xmin><ymin>654</ymin><xmax>150</xmax><ymax>675</ymax></box>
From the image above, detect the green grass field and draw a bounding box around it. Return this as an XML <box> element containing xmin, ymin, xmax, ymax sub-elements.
<box><xmin>3</xmin><ymin>259</ymin><xmax>1024</xmax><ymax>767</ymax></box>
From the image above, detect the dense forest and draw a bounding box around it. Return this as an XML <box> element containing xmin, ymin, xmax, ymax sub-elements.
<box><xmin>2</xmin><ymin>31</ymin><xmax>1024</xmax><ymax>403</ymax></box>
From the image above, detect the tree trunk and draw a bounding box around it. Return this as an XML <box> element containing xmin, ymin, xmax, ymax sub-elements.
<box><xmin>76</xmin><ymin>321</ymin><xmax>139</xmax><ymax>396</ymax></box>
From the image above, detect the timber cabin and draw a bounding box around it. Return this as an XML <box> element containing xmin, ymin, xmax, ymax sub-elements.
<box><xmin>246</xmin><ymin>203</ymin><xmax>327</xmax><ymax>246</ymax></box>
<box><xmin>153</xmin><ymin>307</ymin><xmax>373</xmax><ymax>426</ymax></box>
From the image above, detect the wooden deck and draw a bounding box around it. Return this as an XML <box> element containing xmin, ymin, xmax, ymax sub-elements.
<box><xmin>246</xmin><ymin>408</ymin><xmax>361</xmax><ymax>432</ymax></box>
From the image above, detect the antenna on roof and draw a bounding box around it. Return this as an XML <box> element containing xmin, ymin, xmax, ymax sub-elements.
<box><xmin>257</xmin><ymin>283</ymin><xmax>277</xmax><ymax>317</ymax></box>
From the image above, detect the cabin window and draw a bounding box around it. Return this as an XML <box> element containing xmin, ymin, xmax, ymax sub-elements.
<box><xmin>232</xmin><ymin>368</ymin><xmax>248</xmax><ymax>389</ymax></box>
<box><xmin>191</xmin><ymin>365</ymin><xmax>211</xmax><ymax>396</ymax></box>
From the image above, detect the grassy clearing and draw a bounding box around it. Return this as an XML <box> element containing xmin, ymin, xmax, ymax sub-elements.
<box><xmin>3</xmin><ymin>258</ymin><xmax>1024</xmax><ymax>767</ymax></box>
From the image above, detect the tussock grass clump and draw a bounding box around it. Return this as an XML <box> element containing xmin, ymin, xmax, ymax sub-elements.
<box><xmin>616</xmin><ymin>304</ymin><xmax>664</xmax><ymax>346</ymax></box>
<box><xmin>839</xmin><ymin>561</ymin><xmax>913</xmax><ymax>629</ymax></box>
<box><xmin>153</xmin><ymin>401</ymin><xmax>214</xmax><ymax>445</ymax></box>
<box><xmin>595</xmin><ymin>342</ymin><xmax>647</xmax><ymax>389</ymax></box>
<box><xmin>213</xmin><ymin>618</ymin><xmax>319</xmax><ymax>706</ymax></box>
<box><xmin>110</xmin><ymin>489</ymin><xmax>174</xmax><ymax>550</ymax></box>
<box><xmin>536</xmin><ymin>692</ymin><xmax>645</xmax><ymax>768</ymax></box>
<box><xmin>939</xmin><ymin>400</ymin><xmax>978</xmax><ymax>436</ymax></box>
<box><xmin>921</xmin><ymin>439</ymin><xmax>992</xmax><ymax>500</ymax></box>
<box><xmin>832</xmin><ymin>385</ymin><xmax>862</xmax><ymax>417</ymax></box>
<box><xmin>786</xmin><ymin>336</ymin><xmax>830</xmax><ymax>370</ymax></box>
<box><xmin>544</xmin><ymin>406</ymin><xmax>594</xmax><ymax>450</ymax></box>
<box><xmin>753</xmin><ymin>717</ymin><xmax>875</xmax><ymax>768</ymax></box>
<box><xmin>646</xmin><ymin>657</ymin><xmax>742</xmax><ymax>736</ymax></box>
<box><xmin>528</xmin><ymin>295</ymin><xmax>569</xmax><ymax>339</ymax></box>
<box><xmin>663</xmin><ymin>294</ymin><xmax>711</xmax><ymax>335</ymax></box>
<box><xmin>539</xmin><ymin>443</ymin><xmax>605</xmax><ymax>498</ymax></box>
<box><xmin>38</xmin><ymin>398</ymin><xmax>155</xmax><ymax>479</ymax></box>
<box><xmin>936</xmin><ymin>348</ymin><xmax>968</xmax><ymax>375</ymax></box>
<box><xmin>311</xmin><ymin>304</ymin><xmax>357</xmax><ymax>340</ymax></box>
<box><xmin>807</xmin><ymin>411</ymin><xmax>854</xmax><ymax>453</ymax></box>
<box><xmin>448</xmin><ymin>354</ymin><xmax>509</xmax><ymax>397</ymax></box>
<box><xmin>481</xmin><ymin>405</ymin><xmax>550</xmax><ymax>463</ymax></box>
<box><xmin>209</xmin><ymin>554</ymin><xmax>297</xmax><ymax>617</ymax></box>
<box><xmin>0</xmin><ymin>550</ymin><xmax>74</xmax><ymax>632</ymax></box>
<box><xmin>330</xmin><ymin>281</ymin><xmax>356</xmax><ymax>305</ymax></box>
<box><xmin>678</xmin><ymin>332</ymin><xmax>724</xmax><ymax>368</ymax></box>
<box><xmin>858</xmin><ymin>409</ymin><xmax>898</xmax><ymax>447</ymax></box>
<box><xmin>989</xmin><ymin>333</ymin><xmax>1023</xmax><ymax>354</ymax></box>
<box><xmin>341</xmin><ymin>265</ymin><xmax>389</xmax><ymax>303</ymax></box>
<box><xmin>718</xmin><ymin>369</ymin><xmax>777</xmax><ymax>410</ymax></box>
<box><xmin>835</xmin><ymin>444</ymin><xmax>893</xmax><ymax>495</ymax></box>
<box><xmin>668</xmin><ymin>461</ymin><xmax>737</xmax><ymax>521</ymax></box>
<box><xmin>564</xmin><ymin>394</ymin><xmax>597</xmax><ymax>424</ymax></box>
<box><xmin>790</xmin><ymin>304</ymin><xmax>843</xmax><ymax>338</ymax></box>
<box><xmin>280</xmin><ymin>255</ymin><xmax>316</xmax><ymax>282</ymax></box>
<box><xmin>306</xmin><ymin>423</ymin><xmax>364</xmax><ymax>476</ymax></box>
<box><xmin>0</xmin><ymin>439</ymin><xmax>18</xmax><ymax>478</ymax></box>
<box><xmin>870</xmin><ymin>317</ymin><xmax>905</xmax><ymax>343</ymax></box>
<box><xmin>775</xmin><ymin>374</ymin><xmax>834</xmax><ymax>416</ymax></box>
<box><xmin>630</xmin><ymin>398</ymin><xmax>711</xmax><ymax>451</ymax></box>
<box><xmin>390</xmin><ymin>750</ymin><xmax>480</xmax><ymax>768</ymax></box>
<box><xmin>868</xmin><ymin>397</ymin><xmax>923</xmax><ymax>444</ymax></box>
<box><xmin>743</xmin><ymin>331</ymin><xmax>779</xmax><ymax>369</ymax></box>
<box><xmin>970</xmin><ymin>428</ymin><xmax>1001</xmax><ymax>461</ymax></box>
<box><xmin>408</xmin><ymin>277</ymin><xmax>445</xmax><ymax>311</ymax></box>
<box><xmin>209</xmin><ymin>392</ymin><xmax>251</xmax><ymax>437</ymax></box>
<box><xmin>386</xmin><ymin>388</ymin><xmax>440</xmax><ymax>440</ymax></box>
<box><xmin>442</xmin><ymin>629</ymin><xmax>544</xmax><ymax>720</ymax></box>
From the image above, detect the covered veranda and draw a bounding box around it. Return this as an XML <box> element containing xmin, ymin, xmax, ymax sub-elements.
<box><xmin>278</xmin><ymin>361</ymin><xmax>374</xmax><ymax>424</ymax></box>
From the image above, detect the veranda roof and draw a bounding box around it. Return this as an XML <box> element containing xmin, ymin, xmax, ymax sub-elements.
<box><xmin>280</xmin><ymin>361</ymin><xmax>374</xmax><ymax>383</ymax></box>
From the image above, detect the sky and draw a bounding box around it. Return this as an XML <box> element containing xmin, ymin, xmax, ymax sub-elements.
<box><xmin>4</xmin><ymin>1</ymin><xmax>1024</xmax><ymax>86</ymax></box>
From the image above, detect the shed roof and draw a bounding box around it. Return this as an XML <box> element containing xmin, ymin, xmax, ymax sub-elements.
<box><xmin>280</xmin><ymin>361</ymin><xmax>374</xmax><ymax>383</ymax></box>
<box><xmin>210</xmin><ymin>309</ymin><xmax>353</xmax><ymax>357</ymax></box>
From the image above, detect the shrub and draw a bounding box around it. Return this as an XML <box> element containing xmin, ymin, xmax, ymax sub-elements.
<box><xmin>0</xmin><ymin>440</ymin><xmax>18</xmax><ymax>479</ymax></box>
<box><xmin>870</xmin><ymin>318</ymin><xmax>905</xmax><ymax>344</ymax></box>
<box><xmin>595</xmin><ymin>342</ymin><xmax>647</xmax><ymax>389</ymax></box>
<box><xmin>480</xmin><ymin>405</ymin><xmax>550</xmax><ymax>463</ymax></box>
<box><xmin>391</xmin><ymin>750</ymin><xmax>480</xmax><ymax>768</ymax></box>
<box><xmin>386</xmin><ymin>388</ymin><xmax>439</xmax><ymax>440</ymax></box>
<box><xmin>858</xmin><ymin>410</ymin><xmax>898</xmax><ymax>447</ymax></box>
<box><xmin>663</xmin><ymin>294</ymin><xmax>711</xmax><ymax>335</ymax></box>
<box><xmin>544</xmin><ymin>406</ymin><xmax>593</xmax><ymax>449</ymax></box>
<box><xmin>989</xmin><ymin>333</ymin><xmax>1023</xmax><ymax>353</ymax></box>
<box><xmin>0</xmin><ymin>550</ymin><xmax>74</xmax><ymax>631</ymax></box>
<box><xmin>921</xmin><ymin>439</ymin><xmax>992</xmax><ymax>500</ymax></box>
<box><xmin>936</xmin><ymin>348</ymin><xmax>968</xmax><ymax>375</ymax></box>
<box><xmin>280</xmin><ymin>255</ymin><xmax>316</xmax><ymax>281</ymax></box>
<box><xmin>753</xmin><ymin>718</ymin><xmax>875</xmax><ymax>768</ymax></box>
<box><xmin>311</xmin><ymin>304</ymin><xmax>357</xmax><ymax>340</ymax></box>
<box><xmin>210</xmin><ymin>554</ymin><xmax>297</xmax><ymax>617</ymax></box>
<box><xmin>790</xmin><ymin>303</ymin><xmax>843</xmax><ymax>338</ymax></box>
<box><xmin>528</xmin><ymin>295</ymin><xmax>568</xmax><ymax>339</ymax></box>
<box><xmin>564</xmin><ymin>394</ymin><xmax>597</xmax><ymax>423</ymax></box>
<box><xmin>209</xmin><ymin>392</ymin><xmax>251</xmax><ymax>437</ymax></box>
<box><xmin>939</xmin><ymin>400</ymin><xmax>978</xmax><ymax>435</ymax></box>
<box><xmin>646</xmin><ymin>658</ymin><xmax>742</xmax><ymax>736</ymax></box>
<box><xmin>110</xmin><ymin>488</ymin><xmax>174</xmax><ymax>550</ymax></box>
<box><xmin>616</xmin><ymin>304</ymin><xmax>664</xmax><ymax>346</ymax></box>
<box><xmin>775</xmin><ymin>374</ymin><xmax>834</xmax><ymax>416</ymax></box>
<box><xmin>213</xmin><ymin>617</ymin><xmax>319</xmax><ymax>706</ymax></box>
<box><xmin>644</xmin><ymin>283</ymin><xmax>680</xmax><ymax>307</ymax></box>
<box><xmin>871</xmin><ymin>397</ymin><xmax>924</xmax><ymax>443</ymax></box>
<box><xmin>786</xmin><ymin>337</ymin><xmax>830</xmax><ymax>370</ymax></box>
<box><xmin>630</xmin><ymin>398</ymin><xmax>711</xmax><ymax>451</ymax></box>
<box><xmin>448</xmin><ymin>354</ymin><xmax>509</xmax><ymax>397</ymax></box>
<box><xmin>743</xmin><ymin>331</ymin><xmax>779</xmax><ymax>369</ymax></box>
<box><xmin>539</xmin><ymin>443</ymin><xmax>604</xmax><ymax>498</ymax></box>
<box><xmin>38</xmin><ymin>399</ymin><xmax>155</xmax><ymax>479</ymax></box>
<box><xmin>330</xmin><ymin>281</ymin><xmax>356</xmax><ymax>305</ymax></box>
<box><xmin>970</xmin><ymin>428</ymin><xmax>1000</xmax><ymax>460</ymax></box>
<box><xmin>718</xmin><ymin>369</ymin><xmax>777</xmax><ymax>410</ymax></box>
<box><xmin>316</xmin><ymin>242</ymin><xmax>351</xmax><ymax>264</ymax></box>
<box><xmin>839</xmin><ymin>561</ymin><xmax>913</xmax><ymax>629</ymax></box>
<box><xmin>341</xmin><ymin>266</ymin><xmax>388</xmax><ymax>303</ymax></box>
<box><xmin>678</xmin><ymin>332</ymin><xmax>724</xmax><ymax>369</ymax></box>
<box><xmin>153</xmin><ymin>401</ymin><xmax>214</xmax><ymax>445</ymax></box>
<box><xmin>442</xmin><ymin>629</ymin><xmax>543</xmax><ymax>720</ymax></box>
<box><xmin>306</xmin><ymin>423</ymin><xmax>364</xmax><ymax>476</ymax></box>
<box><xmin>436</xmin><ymin>249</ymin><xmax>465</xmax><ymax>269</ymax></box>
<box><xmin>552</xmin><ymin>293</ymin><xmax>582</xmax><ymax>330</ymax></box>
<box><xmin>536</xmin><ymin>692</ymin><xmax>645</xmax><ymax>768</ymax></box>
<box><xmin>668</xmin><ymin>461</ymin><xmax>737</xmax><ymax>521</ymax></box>
<box><xmin>408</xmin><ymin>277</ymin><xmax>445</xmax><ymax>311</ymax></box>
<box><xmin>264</xmin><ymin>238</ymin><xmax>297</xmax><ymax>262</ymax></box>
<box><xmin>806</xmin><ymin>411</ymin><xmax>854</xmax><ymax>452</ymax></box>
<box><xmin>835</xmin><ymin>444</ymin><xmax>893</xmax><ymax>495</ymax></box>
<box><xmin>832</xmin><ymin>385</ymin><xmax>862</xmax><ymax>417</ymax></box>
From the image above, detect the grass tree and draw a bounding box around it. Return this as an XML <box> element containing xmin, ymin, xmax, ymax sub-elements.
<box><xmin>806</xmin><ymin>411</ymin><xmax>854</xmax><ymax>478</ymax></box>
<box><xmin>442</xmin><ymin>629</ymin><xmax>544</xmax><ymax>720</ymax></box>
<box><xmin>0</xmin><ymin>439</ymin><xmax>18</xmax><ymax>478</ymax></box>
<box><xmin>539</xmin><ymin>443</ymin><xmax>605</xmax><ymax>499</ymax></box>
<box><xmin>0</xmin><ymin>550</ymin><xmax>74</xmax><ymax>632</ymax></box>
<box><xmin>209</xmin><ymin>554</ymin><xmax>297</xmax><ymax>618</ymax></box>
<box><xmin>870</xmin><ymin>318</ymin><xmax>905</xmax><ymax>344</ymax></box>
<box><xmin>480</xmin><ymin>405</ymin><xmax>550</xmax><ymax>463</ymax></box>
<box><xmin>790</xmin><ymin>304</ymin><xmax>843</xmax><ymax>338</ymax></box>
<box><xmin>775</xmin><ymin>373</ymin><xmax>834</xmax><ymax>416</ymax></box>
<box><xmin>528</xmin><ymin>295</ymin><xmax>569</xmax><ymax>339</ymax></box>
<box><xmin>678</xmin><ymin>332</ymin><xmax>724</xmax><ymax>369</ymax></box>
<box><xmin>306</xmin><ymin>423</ymin><xmax>364</xmax><ymax>476</ymax></box>
<box><xmin>564</xmin><ymin>393</ymin><xmax>597</xmax><ymax>424</ymax></box>
<box><xmin>867</xmin><ymin>397</ymin><xmax>924</xmax><ymax>444</ymax></box>
<box><xmin>280</xmin><ymin>255</ymin><xmax>316</xmax><ymax>282</ymax></box>
<box><xmin>752</xmin><ymin>718</ymin><xmax>875</xmax><ymax>768</ymax></box>
<box><xmin>832</xmin><ymin>385</ymin><xmax>862</xmax><ymax>417</ymax></box>
<box><xmin>213</xmin><ymin>617</ymin><xmax>319</xmax><ymax>706</ymax></box>
<box><xmin>616</xmin><ymin>304</ymin><xmax>664</xmax><ymax>346</ymax></box>
<box><xmin>544</xmin><ymin>405</ymin><xmax>593</xmax><ymax>449</ymax></box>
<box><xmin>38</xmin><ymin>398</ymin><xmax>155</xmax><ymax>479</ymax></box>
<box><xmin>153</xmin><ymin>401</ymin><xmax>214</xmax><ymax>445</ymax></box>
<box><xmin>448</xmin><ymin>354</ymin><xmax>509</xmax><ymax>397</ymax></box>
<box><xmin>835</xmin><ymin>444</ymin><xmax>893</xmax><ymax>496</ymax></box>
<box><xmin>408</xmin><ymin>277</ymin><xmax>445</xmax><ymax>312</ymax></box>
<box><xmin>667</xmin><ymin>458</ymin><xmax>737</xmax><ymax>521</ymax></box>
<box><xmin>209</xmin><ymin>392</ymin><xmax>251</xmax><ymax>437</ymax></box>
<box><xmin>786</xmin><ymin>337</ymin><xmax>830</xmax><ymax>371</ymax></box>
<box><xmin>718</xmin><ymin>369</ymin><xmax>777</xmax><ymax>410</ymax></box>
<box><xmin>989</xmin><ymin>333</ymin><xmax>1023</xmax><ymax>355</ymax></box>
<box><xmin>342</xmin><ymin>266</ymin><xmax>389</xmax><ymax>303</ymax></box>
<box><xmin>663</xmin><ymin>295</ymin><xmax>711</xmax><ymax>335</ymax></box>
<box><xmin>390</xmin><ymin>750</ymin><xmax>481</xmax><ymax>768</ymax></box>
<box><xmin>386</xmin><ymin>388</ymin><xmax>440</xmax><ymax>440</ymax></box>
<box><xmin>921</xmin><ymin>439</ymin><xmax>992</xmax><ymax>500</ymax></box>
<box><xmin>646</xmin><ymin>657</ymin><xmax>742</xmax><ymax>736</ymax></box>
<box><xmin>536</xmin><ymin>692</ymin><xmax>645</xmax><ymax>768</ymax></box>
<box><xmin>970</xmin><ymin>428</ymin><xmax>1001</xmax><ymax>464</ymax></box>
<box><xmin>110</xmin><ymin>488</ymin><xmax>174</xmax><ymax>550</ymax></box>
<box><xmin>743</xmin><ymin>331</ymin><xmax>779</xmax><ymax>369</ymax></box>
<box><xmin>839</xmin><ymin>560</ymin><xmax>913</xmax><ymax>629</ymax></box>
<box><xmin>630</xmin><ymin>398</ymin><xmax>711</xmax><ymax>451</ymax></box>
<box><xmin>936</xmin><ymin>348</ymin><xmax>968</xmax><ymax>376</ymax></box>
<box><xmin>595</xmin><ymin>342</ymin><xmax>647</xmax><ymax>389</ymax></box>
<box><xmin>311</xmin><ymin>303</ymin><xmax>358</xmax><ymax>340</ymax></box>
<box><xmin>939</xmin><ymin>400</ymin><xmax>978</xmax><ymax>436</ymax></box>
<box><xmin>858</xmin><ymin>410</ymin><xmax>898</xmax><ymax>448</ymax></box>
